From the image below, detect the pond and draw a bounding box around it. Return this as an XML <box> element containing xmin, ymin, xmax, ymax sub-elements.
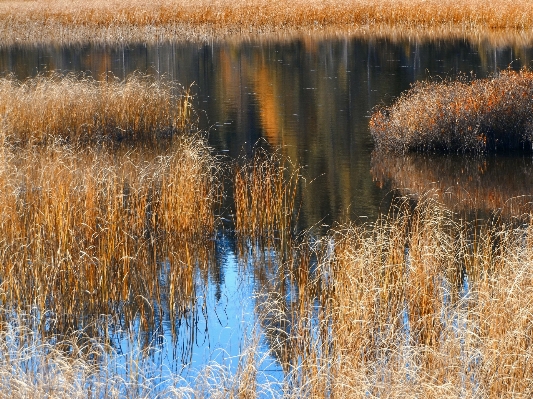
<box><xmin>2</xmin><ymin>36</ymin><xmax>533</xmax><ymax>386</ymax></box>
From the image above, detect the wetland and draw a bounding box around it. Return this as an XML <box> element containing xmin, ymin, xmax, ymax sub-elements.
<box><xmin>2</xmin><ymin>30</ymin><xmax>533</xmax><ymax>398</ymax></box>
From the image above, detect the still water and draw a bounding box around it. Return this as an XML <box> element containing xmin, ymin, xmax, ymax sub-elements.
<box><xmin>2</xmin><ymin>36</ymin><xmax>533</xmax><ymax>378</ymax></box>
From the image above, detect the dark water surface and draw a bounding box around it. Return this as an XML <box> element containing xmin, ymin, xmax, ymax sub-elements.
<box><xmin>3</xmin><ymin>36</ymin><xmax>533</xmax><ymax>378</ymax></box>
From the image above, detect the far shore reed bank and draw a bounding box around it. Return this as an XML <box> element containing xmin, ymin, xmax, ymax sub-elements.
<box><xmin>1</xmin><ymin>0</ymin><xmax>533</xmax><ymax>45</ymax></box>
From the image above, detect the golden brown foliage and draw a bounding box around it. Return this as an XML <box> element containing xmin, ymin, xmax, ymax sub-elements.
<box><xmin>0</xmin><ymin>73</ymin><xmax>193</xmax><ymax>145</ymax></box>
<box><xmin>259</xmin><ymin>196</ymin><xmax>533</xmax><ymax>397</ymax></box>
<box><xmin>370</xmin><ymin>69</ymin><xmax>533</xmax><ymax>153</ymax></box>
<box><xmin>234</xmin><ymin>149</ymin><xmax>300</xmax><ymax>248</ymax></box>
<box><xmin>0</xmin><ymin>137</ymin><xmax>221</xmax><ymax>337</ymax></box>
<box><xmin>1</xmin><ymin>0</ymin><xmax>533</xmax><ymax>45</ymax></box>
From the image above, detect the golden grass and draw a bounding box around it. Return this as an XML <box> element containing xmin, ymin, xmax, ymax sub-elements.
<box><xmin>2</xmin><ymin>175</ymin><xmax>533</xmax><ymax>397</ymax></box>
<box><xmin>233</xmin><ymin>148</ymin><xmax>300</xmax><ymax>250</ymax></box>
<box><xmin>0</xmin><ymin>137</ymin><xmax>221</xmax><ymax>339</ymax></box>
<box><xmin>0</xmin><ymin>312</ymin><xmax>275</xmax><ymax>398</ymax></box>
<box><xmin>1</xmin><ymin>71</ymin><xmax>533</xmax><ymax>396</ymax></box>
<box><xmin>1</xmin><ymin>0</ymin><xmax>533</xmax><ymax>45</ymax></box>
<box><xmin>0</xmin><ymin>73</ymin><xmax>193</xmax><ymax>145</ymax></box>
<box><xmin>257</xmin><ymin>195</ymin><xmax>533</xmax><ymax>397</ymax></box>
<box><xmin>370</xmin><ymin>68</ymin><xmax>533</xmax><ymax>153</ymax></box>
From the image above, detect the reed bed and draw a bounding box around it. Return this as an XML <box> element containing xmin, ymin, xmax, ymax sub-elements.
<box><xmin>233</xmin><ymin>149</ymin><xmax>300</xmax><ymax>250</ymax></box>
<box><xmin>1</xmin><ymin>0</ymin><xmax>533</xmax><ymax>45</ymax></box>
<box><xmin>0</xmin><ymin>73</ymin><xmax>193</xmax><ymax>145</ymax></box>
<box><xmin>370</xmin><ymin>68</ymin><xmax>533</xmax><ymax>153</ymax></box>
<box><xmin>2</xmin><ymin>153</ymin><xmax>533</xmax><ymax>397</ymax></box>
<box><xmin>0</xmin><ymin>137</ymin><xmax>221</xmax><ymax>341</ymax></box>
<box><xmin>254</xmin><ymin>195</ymin><xmax>533</xmax><ymax>397</ymax></box>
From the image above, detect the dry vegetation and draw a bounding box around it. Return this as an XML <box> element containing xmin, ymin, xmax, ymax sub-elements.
<box><xmin>0</xmin><ymin>73</ymin><xmax>193</xmax><ymax>145</ymax></box>
<box><xmin>370</xmin><ymin>68</ymin><xmax>533</xmax><ymax>153</ymax></box>
<box><xmin>8</xmin><ymin>195</ymin><xmax>533</xmax><ymax>398</ymax></box>
<box><xmin>1</xmin><ymin>65</ymin><xmax>533</xmax><ymax>397</ymax></box>
<box><xmin>0</xmin><ymin>313</ymin><xmax>274</xmax><ymax>398</ymax></box>
<box><xmin>0</xmin><ymin>73</ymin><xmax>222</xmax><ymax>350</ymax></box>
<box><xmin>254</xmin><ymin>195</ymin><xmax>533</xmax><ymax>398</ymax></box>
<box><xmin>0</xmin><ymin>138</ymin><xmax>221</xmax><ymax>340</ymax></box>
<box><xmin>1</xmin><ymin>0</ymin><xmax>533</xmax><ymax>45</ymax></box>
<box><xmin>234</xmin><ymin>148</ymin><xmax>300</xmax><ymax>250</ymax></box>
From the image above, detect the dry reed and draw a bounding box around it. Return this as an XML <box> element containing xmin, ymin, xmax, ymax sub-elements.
<box><xmin>0</xmin><ymin>310</ymin><xmax>278</xmax><ymax>398</ymax></box>
<box><xmin>0</xmin><ymin>137</ymin><xmax>221</xmax><ymax>340</ymax></box>
<box><xmin>254</xmin><ymin>195</ymin><xmax>533</xmax><ymax>398</ymax></box>
<box><xmin>370</xmin><ymin>68</ymin><xmax>533</xmax><ymax>153</ymax></box>
<box><xmin>2</xmin><ymin>147</ymin><xmax>533</xmax><ymax>397</ymax></box>
<box><xmin>0</xmin><ymin>73</ymin><xmax>193</xmax><ymax>145</ymax></box>
<box><xmin>233</xmin><ymin>148</ymin><xmax>300</xmax><ymax>250</ymax></box>
<box><xmin>2</xmin><ymin>0</ymin><xmax>533</xmax><ymax>45</ymax></box>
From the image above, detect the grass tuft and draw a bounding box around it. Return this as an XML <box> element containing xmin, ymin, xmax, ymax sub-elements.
<box><xmin>370</xmin><ymin>68</ymin><xmax>533</xmax><ymax>153</ymax></box>
<box><xmin>233</xmin><ymin>148</ymin><xmax>300</xmax><ymax>250</ymax></box>
<box><xmin>0</xmin><ymin>73</ymin><xmax>194</xmax><ymax>145</ymax></box>
<box><xmin>0</xmin><ymin>137</ymin><xmax>221</xmax><ymax>340</ymax></box>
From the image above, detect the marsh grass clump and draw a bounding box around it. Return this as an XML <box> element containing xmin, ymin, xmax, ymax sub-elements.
<box><xmin>0</xmin><ymin>73</ymin><xmax>193</xmax><ymax>145</ymax></box>
<box><xmin>254</xmin><ymin>195</ymin><xmax>533</xmax><ymax>397</ymax></box>
<box><xmin>0</xmin><ymin>136</ymin><xmax>221</xmax><ymax>339</ymax></box>
<box><xmin>233</xmin><ymin>148</ymin><xmax>300</xmax><ymax>249</ymax></box>
<box><xmin>370</xmin><ymin>68</ymin><xmax>533</xmax><ymax>153</ymax></box>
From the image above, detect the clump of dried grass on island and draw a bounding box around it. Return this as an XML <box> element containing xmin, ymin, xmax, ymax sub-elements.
<box><xmin>0</xmin><ymin>73</ymin><xmax>193</xmax><ymax>145</ymax></box>
<box><xmin>370</xmin><ymin>68</ymin><xmax>533</xmax><ymax>153</ymax></box>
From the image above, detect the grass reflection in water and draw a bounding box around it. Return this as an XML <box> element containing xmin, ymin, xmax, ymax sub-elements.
<box><xmin>1</xmin><ymin>73</ymin><xmax>533</xmax><ymax>397</ymax></box>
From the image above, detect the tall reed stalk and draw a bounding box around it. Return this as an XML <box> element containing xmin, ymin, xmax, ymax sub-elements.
<box><xmin>256</xmin><ymin>194</ymin><xmax>533</xmax><ymax>398</ymax></box>
<box><xmin>234</xmin><ymin>149</ymin><xmax>300</xmax><ymax>250</ymax></box>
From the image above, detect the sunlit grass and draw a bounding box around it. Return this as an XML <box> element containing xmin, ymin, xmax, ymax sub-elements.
<box><xmin>370</xmin><ymin>68</ymin><xmax>533</xmax><ymax>153</ymax></box>
<box><xmin>233</xmin><ymin>148</ymin><xmax>300</xmax><ymax>251</ymax></box>
<box><xmin>0</xmin><ymin>73</ymin><xmax>193</xmax><ymax>145</ymax></box>
<box><xmin>256</xmin><ymin>195</ymin><xmax>533</xmax><ymax>397</ymax></box>
<box><xmin>1</xmin><ymin>0</ymin><xmax>533</xmax><ymax>45</ymax></box>
<box><xmin>1</xmin><ymin>69</ymin><xmax>532</xmax><ymax>397</ymax></box>
<box><xmin>1</xmin><ymin>143</ymin><xmax>533</xmax><ymax>396</ymax></box>
<box><xmin>0</xmin><ymin>137</ymin><xmax>221</xmax><ymax>342</ymax></box>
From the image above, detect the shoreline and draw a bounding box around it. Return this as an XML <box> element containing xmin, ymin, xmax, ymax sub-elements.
<box><xmin>1</xmin><ymin>0</ymin><xmax>533</xmax><ymax>46</ymax></box>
